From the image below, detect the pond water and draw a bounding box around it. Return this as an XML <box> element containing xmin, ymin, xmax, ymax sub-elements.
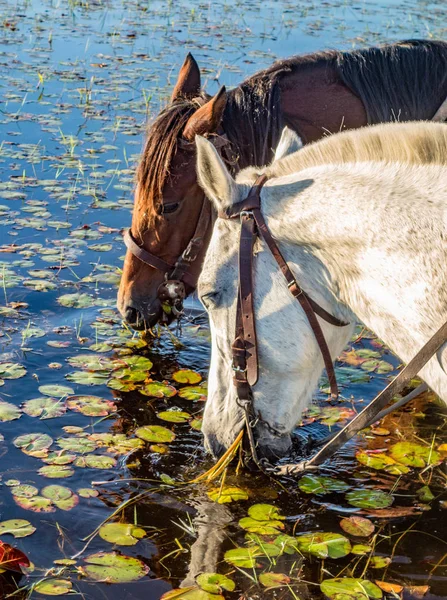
<box><xmin>0</xmin><ymin>1</ymin><xmax>446</xmax><ymax>599</ymax></box>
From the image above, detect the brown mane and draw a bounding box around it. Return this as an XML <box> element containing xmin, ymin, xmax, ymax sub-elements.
<box><xmin>137</xmin><ymin>40</ymin><xmax>447</xmax><ymax>223</ymax></box>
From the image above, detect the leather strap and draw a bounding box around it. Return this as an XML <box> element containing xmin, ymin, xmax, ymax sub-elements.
<box><xmin>276</xmin><ymin>319</ymin><xmax>447</xmax><ymax>476</ymax></box>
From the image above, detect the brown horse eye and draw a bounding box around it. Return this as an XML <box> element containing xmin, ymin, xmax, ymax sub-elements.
<box><xmin>162</xmin><ymin>202</ymin><xmax>180</xmax><ymax>214</ymax></box>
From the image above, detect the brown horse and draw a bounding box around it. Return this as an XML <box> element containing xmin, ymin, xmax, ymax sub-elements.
<box><xmin>117</xmin><ymin>39</ymin><xmax>447</xmax><ymax>329</ymax></box>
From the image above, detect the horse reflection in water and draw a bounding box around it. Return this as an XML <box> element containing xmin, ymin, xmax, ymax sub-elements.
<box><xmin>196</xmin><ymin>121</ymin><xmax>447</xmax><ymax>461</ymax></box>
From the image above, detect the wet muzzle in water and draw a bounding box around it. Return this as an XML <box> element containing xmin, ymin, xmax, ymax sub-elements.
<box><xmin>157</xmin><ymin>279</ymin><xmax>186</xmax><ymax>320</ymax></box>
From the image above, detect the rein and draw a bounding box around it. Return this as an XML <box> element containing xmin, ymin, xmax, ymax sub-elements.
<box><xmin>220</xmin><ymin>176</ymin><xmax>447</xmax><ymax>475</ymax></box>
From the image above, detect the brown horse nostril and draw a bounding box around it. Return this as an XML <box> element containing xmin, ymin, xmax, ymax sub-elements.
<box><xmin>124</xmin><ymin>307</ymin><xmax>141</xmax><ymax>325</ymax></box>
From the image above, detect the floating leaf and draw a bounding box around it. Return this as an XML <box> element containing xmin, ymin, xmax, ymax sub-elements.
<box><xmin>13</xmin><ymin>496</ymin><xmax>55</xmax><ymax>513</ymax></box>
<box><xmin>389</xmin><ymin>442</ymin><xmax>440</xmax><ymax>468</ymax></box>
<box><xmin>66</xmin><ymin>395</ymin><xmax>116</xmax><ymax>416</ymax></box>
<box><xmin>10</xmin><ymin>485</ymin><xmax>38</xmax><ymax>498</ymax></box>
<box><xmin>178</xmin><ymin>385</ymin><xmax>207</xmax><ymax>401</ymax></box>
<box><xmin>416</xmin><ymin>486</ymin><xmax>434</xmax><ymax>503</ymax></box>
<box><xmin>224</xmin><ymin>546</ymin><xmax>262</xmax><ymax>568</ymax></box>
<box><xmin>172</xmin><ymin>369</ymin><xmax>202</xmax><ymax>384</ymax></box>
<box><xmin>75</xmin><ymin>454</ymin><xmax>117</xmax><ymax>469</ymax></box>
<box><xmin>57</xmin><ymin>293</ymin><xmax>100</xmax><ymax>308</ymax></box>
<box><xmin>38</xmin><ymin>465</ymin><xmax>74</xmax><ymax>479</ymax></box>
<box><xmin>99</xmin><ymin>523</ymin><xmax>146</xmax><ymax>546</ymax></box>
<box><xmin>161</xmin><ymin>588</ymin><xmax>223</xmax><ymax>600</ymax></box>
<box><xmin>259</xmin><ymin>572</ymin><xmax>291</xmax><ymax>588</ymax></box>
<box><xmin>14</xmin><ymin>433</ymin><xmax>53</xmax><ymax>454</ymax></box>
<box><xmin>295</xmin><ymin>532</ymin><xmax>351</xmax><ymax>558</ymax></box>
<box><xmin>370</xmin><ymin>556</ymin><xmax>391</xmax><ymax>569</ymax></box>
<box><xmin>239</xmin><ymin>517</ymin><xmax>284</xmax><ymax>535</ymax></box>
<box><xmin>299</xmin><ymin>474</ymin><xmax>350</xmax><ymax>495</ymax></box>
<box><xmin>39</xmin><ymin>384</ymin><xmax>74</xmax><ymax>397</ymax></box>
<box><xmin>66</xmin><ymin>371</ymin><xmax>109</xmax><ymax>385</ymax></box>
<box><xmin>0</xmin><ymin>401</ymin><xmax>22</xmax><ymax>422</ymax></box>
<box><xmin>340</xmin><ymin>517</ymin><xmax>375</xmax><ymax>537</ymax></box>
<box><xmin>22</xmin><ymin>397</ymin><xmax>66</xmax><ymax>419</ymax></box>
<box><xmin>207</xmin><ymin>486</ymin><xmax>248</xmax><ymax>504</ymax></box>
<box><xmin>34</xmin><ymin>579</ymin><xmax>73</xmax><ymax>596</ymax></box>
<box><xmin>157</xmin><ymin>410</ymin><xmax>190</xmax><ymax>423</ymax></box>
<box><xmin>41</xmin><ymin>485</ymin><xmax>79</xmax><ymax>510</ymax></box>
<box><xmin>42</xmin><ymin>452</ymin><xmax>76</xmax><ymax>465</ymax></box>
<box><xmin>135</xmin><ymin>425</ymin><xmax>175</xmax><ymax>443</ymax></box>
<box><xmin>81</xmin><ymin>551</ymin><xmax>149</xmax><ymax>583</ymax></box>
<box><xmin>346</xmin><ymin>490</ymin><xmax>393</xmax><ymax>509</ymax></box>
<box><xmin>78</xmin><ymin>488</ymin><xmax>99</xmax><ymax>499</ymax></box>
<box><xmin>351</xmin><ymin>544</ymin><xmax>373</xmax><ymax>555</ymax></box>
<box><xmin>196</xmin><ymin>573</ymin><xmax>235</xmax><ymax>594</ymax></box>
<box><xmin>356</xmin><ymin>450</ymin><xmax>410</xmax><ymax>475</ymax></box>
<box><xmin>0</xmin><ymin>520</ymin><xmax>36</xmax><ymax>538</ymax></box>
<box><xmin>57</xmin><ymin>437</ymin><xmax>96</xmax><ymax>454</ymax></box>
<box><xmin>374</xmin><ymin>582</ymin><xmax>403</xmax><ymax>594</ymax></box>
<box><xmin>320</xmin><ymin>578</ymin><xmax>382</xmax><ymax>599</ymax></box>
<box><xmin>140</xmin><ymin>381</ymin><xmax>177</xmax><ymax>398</ymax></box>
<box><xmin>0</xmin><ymin>362</ymin><xmax>27</xmax><ymax>383</ymax></box>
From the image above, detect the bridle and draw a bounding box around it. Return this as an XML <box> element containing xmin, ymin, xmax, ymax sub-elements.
<box><xmin>123</xmin><ymin>133</ymin><xmax>231</xmax><ymax>319</ymax></box>
<box><xmin>220</xmin><ymin>175</ymin><xmax>447</xmax><ymax>475</ymax></box>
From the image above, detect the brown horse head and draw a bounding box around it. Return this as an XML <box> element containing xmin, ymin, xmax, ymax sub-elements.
<box><xmin>117</xmin><ymin>54</ymin><xmax>227</xmax><ymax>329</ymax></box>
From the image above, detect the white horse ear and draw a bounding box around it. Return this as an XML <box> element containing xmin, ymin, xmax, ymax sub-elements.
<box><xmin>196</xmin><ymin>135</ymin><xmax>238</xmax><ymax>209</ymax></box>
<box><xmin>273</xmin><ymin>127</ymin><xmax>303</xmax><ymax>162</ymax></box>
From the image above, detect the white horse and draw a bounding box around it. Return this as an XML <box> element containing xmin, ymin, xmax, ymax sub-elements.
<box><xmin>196</xmin><ymin>121</ymin><xmax>447</xmax><ymax>459</ymax></box>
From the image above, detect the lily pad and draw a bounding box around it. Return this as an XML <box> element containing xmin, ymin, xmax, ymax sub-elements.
<box><xmin>161</xmin><ymin>589</ymin><xmax>223</xmax><ymax>600</ymax></box>
<box><xmin>14</xmin><ymin>433</ymin><xmax>53</xmax><ymax>454</ymax></box>
<box><xmin>38</xmin><ymin>465</ymin><xmax>74</xmax><ymax>479</ymax></box>
<box><xmin>99</xmin><ymin>523</ymin><xmax>146</xmax><ymax>546</ymax></box>
<box><xmin>13</xmin><ymin>496</ymin><xmax>55</xmax><ymax>513</ymax></box>
<box><xmin>140</xmin><ymin>381</ymin><xmax>177</xmax><ymax>398</ymax></box>
<box><xmin>135</xmin><ymin>425</ymin><xmax>175</xmax><ymax>443</ymax></box>
<box><xmin>389</xmin><ymin>442</ymin><xmax>440</xmax><ymax>468</ymax></box>
<box><xmin>259</xmin><ymin>572</ymin><xmax>291</xmax><ymax>588</ymax></box>
<box><xmin>39</xmin><ymin>384</ymin><xmax>74</xmax><ymax>397</ymax></box>
<box><xmin>66</xmin><ymin>371</ymin><xmax>109</xmax><ymax>385</ymax></box>
<box><xmin>295</xmin><ymin>532</ymin><xmax>351</xmax><ymax>558</ymax></box>
<box><xmin>78</xmin><ymin>488</ymin><xmax>99</xmax><ymax>498</ymax></box>
<box><xmin>196</xmin><ymin>573</ymin><xmax>235</xmax><ymax>594</ymax></box>
<box><xmin>178</xmin><ymin>385</ymin><xmax>207</xmax><ymax>401</ymax></box>
<box><xmin>66</xmin><ymin>395</ymin><xmax>116</xmax><ymax>416</ymax></box>
<box><xmin>22</xmin><ymin>397</ymin><xmax>66</xmax><ymax>420</ymax></box>
<box><xmin>207</xmin><ymin>486</ymin><xmax>249</xmax><ymax>504</ymax></box>
<box><xmin>340</xmin><ymin>516</ymin><xmax>375</xmax><ymax>537</ymax></box>
<box><xmin>299</xmin><ymin>474</ymin><xmax>350</xmax><ymax>495</ymax></box>
<box><xmin>356</xmin><ymin>450</ymin><xmax>410</xmax><ymax>475</ymax></box>
<box><xmin>81</xmin><ymin>551</ymin><xmax>149</xmax><ymax>583</ymax></box>
<box><xmin>0</xmin><ymin>519</ymin><xmax>36</xmax><ymax>538</ymax></box>
<box><xmin>57</xmin><ymin>437</ymin><xmax>96</xmax><ymax>454</ymax></box>
<box><xmin>75</xmin><ymin>454</ymin><xmax>117</xmax><ymax>469</ymax></box>
<box><xmin>34</xmin><ymin>579</ymin><xmax>73</xmax><ymax>596</ymax></box>
<box><xmin>0</xmin><ymin>362</ymin><xmax>26</xmax><ymax>384</ymax></box>
<box><xmin>157</xmin><ymin>410</ymin><xmax>190</xmax><ymax>423</ymax></box>
<box><xmin>320</xmin><ymin>578</ymin><xmax>382</xmax><ymax>599</ymax></box>
<box><xmin>41</xmin><ymin>485</ymin><xmax>79</xmax><ymax>510</ymax></box>
<box><xmin>172</xmin><ymin>369</ymin><xmax>202</xmax><ymax>384</ymax></box>
<box><xmin>0</xmin><ymin>401</ymin><xmax>22</xmax><ymax>422</ymax></box>
<box><xmin>224</xmin><ymin>546</ymin><xmax>263</xmax><ymax>568</ymax></box>
<box><xmin>346</xmin><ymin>490</ymin><xmax>393</xmax><ymax>510</ymax></box>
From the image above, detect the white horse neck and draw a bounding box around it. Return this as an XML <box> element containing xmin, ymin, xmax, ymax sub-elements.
<box><xmin>261</xmin><ymin>161</ymin><xmax>447</xmax><ymax>364</ymax></box>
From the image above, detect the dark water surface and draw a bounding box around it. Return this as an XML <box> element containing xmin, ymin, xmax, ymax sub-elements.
<box><xmin>0</xmin><ymin>1</ymin><xmax>446</xmax><ymax>598</ymax></box>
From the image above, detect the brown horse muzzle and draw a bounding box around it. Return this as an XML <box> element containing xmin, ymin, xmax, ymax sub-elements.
<box><xmin>157</xmin><ymin>279</ymin><xmax>186</xmax><ymax>320</ymax></box>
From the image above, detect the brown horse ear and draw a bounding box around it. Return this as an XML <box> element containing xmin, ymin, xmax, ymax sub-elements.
<box><xmin>183</xmin><ymin>86</ymin><xmax>227</xmax><ymax>141</ymax></box>
<box><xmin>171</xmin><ymin>53</ymin><xmax>201</xmax><ymax>101</ymax></box>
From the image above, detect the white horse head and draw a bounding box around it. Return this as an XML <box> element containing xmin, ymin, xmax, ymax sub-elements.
<box><xmin>196</xmin><ymin>122</ymin><xmax>447</xmax><ymax>460</ymax></box>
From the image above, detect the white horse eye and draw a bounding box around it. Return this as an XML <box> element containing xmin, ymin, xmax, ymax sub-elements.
<box><xmin>200</xmin><ymin>291</ymin><xmax>220</xmax><ymax>310</ymax></box>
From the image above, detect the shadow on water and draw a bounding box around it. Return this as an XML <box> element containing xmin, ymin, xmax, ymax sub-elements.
<box><xmin>0</xmin><ymin>0</ymin><xmax>446</xmax><ymax>598</ymax></box>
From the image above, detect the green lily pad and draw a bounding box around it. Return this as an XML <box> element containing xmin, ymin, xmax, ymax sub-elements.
<box><xmin>135</xmin><ymin>425</ymin><xmax>175</xmax><ymax>443</ymax></box>
<box><xmin>295</xmin><ymin>532</ymin><xmax>351</xmax><ymax>558</ymax></box>
<box><xmin>66</xmin><ymin>395</ymin><xmax>116</xmax><ymax>416</ymax></box>
<box><xmin>38</xmin><ymin>465</ymin><xmax>74</xmax><ymax>479</ymax></box>
<box><xmin>172</xmin><ymin>369</ymin><xmax>202</xmax><ymax>384</ymax></box>
<box><xmin>178</xmin><ymin>385</ymin><xmax>207</xmax><ymax>401</ymax></box>
<box><xmin>0</xmin><ymin>401</ymin><xmax>22</xmax><ymax>422</ymax></box>
<box><xmin>67</xmin><ymin>354</ymin><xmax>116</xmax><ymax>371</ymax></box>
<box><xmin>99</xmin><ymin>523</ymin><xmax>146</xmax><ymax>546</ymax></box>
<box><xmin>248</xmin><ymin>504</ymin><xmax>284</xmax><ymax>521</ymax></box>
<box><xmin>66</xmin><ymin>371</ymin><xmax>109</xmax><ymax>385</ymax></box>
<box><xmin>356</xmin><ymin>450</ymin><xmax>410</xmax><ymax>475</ymax></box>
<box><xmin>57</xmin><ymin>437</ymin><xmax>97</xmax><ymax>454</ymax></box>
<box><xmin>389</xmin><ymin>442</ymin><xmax>440</xmax><ymax>468</ymax></box>
<box><xmin>78</xmin><ymin>488</ymin><xmax>99</xmax><ymax>499</ymax></box>
<box><xmin>13</xmin><ymin>496</ymin><xmax>55</xmax><ymax>513</ymax></box>
<box><xmin>81</xmin><ymin>551</ymin><xmax>149</xmax><ymax>583</ymax></box>
<box><xmin>196</xmin><ymin>573</ymin><xmax>235</xmax><ymax>594</ymax></box>
<box><xmin>416</xmin><ymin>485</ymin><xmax>434</xmax><ymax>503</ymax></box>
<box><xmin>259</xmin><ymin>572</ymin><xmax>291</xmax><ymax>588</ymax></box>
<box><xmin>161</xmin><ymin>589</ymin><xmax>223</xmax><ymax>600</ymax></box>
<box><xmin>39</xmin><ymin>384</ymin><xmax>74</xmax><ymax>397</ymax></box>
<box><xmin>0</xmin><ymin>519</ymin><xmax>36</xmax><ymax>538</ymax></box>
<box><xmin>157</xmin><ymin>410</ymin><xmax>190</xmax><ymax>423</ymax></box>
<box><xmin>140</xmin><ymin>382</ymin><xmax>177</xmax><ymax>398</ymax></box>
<box><xmin>239</xmin><ymin>517</ymin><xmax>285</xmax><ymax>535</ymax></box>
<box><xmin>340</xmin><ymin>516</ymin><xmax>375</xmax><ymax>537</ymax></box>
<box><xmin>0</xmin><ymin>362</ymin><xmax>27</xmax><ymax>383</ymax></box>
<box><xmin>346</xmin><ymin>490</ymin><xmax>393</xmax><ymax>509</ymax></box>
<box><xmin>224</xmin><ymin>546</ymin><xmax>262</xmax><ymax>568</ymax></box>
<box><xmin>299</xmin><ymin>474</ymin><xmax>350</xmax><ymax>495</ymax></box>
<box><xmin>10</xmin><ymin>485</ymin><xmax>39</xmax><ymax>498</ymax></box>
<box><xmin>42</xmin><ymin>452</ymin><xmax>77</xmax><ymax>465</ymax></box>
<box><xmin>320</xmin><ymin>578</ymin><xmax>382</xmax><ymax>599</ymax></box>
<box><xmin>14</xmin><ymin>433</ymin><xmax>53</xmax><ymax>454</ymax></box>
<box><xmin>351</xmin><ymin>544</ymin><xmax>373</xmax><ymax>555</ymax></box>
<box><xmin>22</xmin><ymin>397</ymin><xmax>66</xmax><ymax>420</ymax></box>
<box><xmin>88</xmin><ymin>433</ymin><xmax>144</xmax><ymax>455</ymax></box>
<box><xmin>34</xmin><ymin>578</ymin><xmax>73</xmax><ymax>596</ymax></box>
<box><xmin>57</xmin><ymin>293</ymin><xmax>99</xmax><ymax>308</ymax></box>
<box><xmin>370</xmin><ymin>556</ymin><xmax>391</xmax><ymax>568</ymax></box>
<box><xmin>207</xmin><ymin>486</ymin><xmax>249</xmax><ymax>504</ymax></box>
<box><xmin>41</xmin><ymin>485</ymin><xmax>79</xmax><ymax>511</ymax></box>
<box><xmin>74</xmin><ymin>454</ymin><xmax>117</xmax><ymax>469</ymax></box>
